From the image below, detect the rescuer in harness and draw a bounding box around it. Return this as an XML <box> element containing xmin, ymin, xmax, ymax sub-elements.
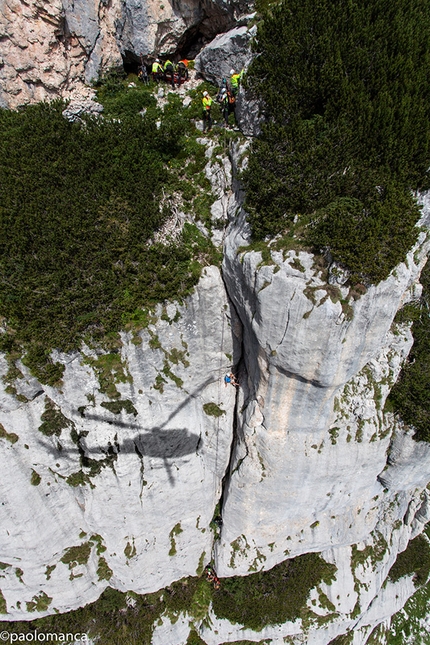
<box><xmin>229</xmin><ymin>68</ymin><xmax>244</xmax><ymax>97</ymax></box>
<box><xmin>224</xmin><ymin>372</ymin><xmax>239</xmax><ymax>387</ymax></box>
<box><xmin>152</xmin><ymin>59</ymin><xmax>163</xmax><ymax>82</ymax></box>
<box><xmin>216</xmin><ymin>80</ymin><xmax>230</xmax><ymax>127</ymax></box>
<box><xmin>177</xmin><ymin>59</ymin><xmax>189</xmax><ymax>83</ymax></box>
<box><xmin>202</xmin><ymin>90</ymin><xmax>213</xmax><ymax>133</ymax></box>
<box><xmin>205</xmin><ymin>565</ymin><xmax>220</xmax><ymax>590</ymax></box>
<box><xmin>163</xmin><ymin>59</ymin><xmax>176</xmax><ymax>88</ymax></box>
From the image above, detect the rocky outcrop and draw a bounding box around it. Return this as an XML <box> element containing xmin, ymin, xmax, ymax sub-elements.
<box><xmin>0</xmin><ymin>0</ymin><xmax>121</xmax><ymax>108</ymax></box>
<box><xmin>194</xmin><ymin>24</ymin><xmax>255</xmax><ymax>84</ymax></box>
<box><xmin>0</xmin><ymin>0</ymin><xmax>254</xmax><ymax>108</ymax></box>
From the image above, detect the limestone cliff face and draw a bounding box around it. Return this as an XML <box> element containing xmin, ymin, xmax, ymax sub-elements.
<box><xmin>0</xmin><ymin>0</ymin><xmax>253</xmax><ymax>108</ymax></box>
<box><xmin>2</xmin><ymin>6</ymin><xmax>430</xmax><ymax>642</ymax></box>
<box><xmin>0</xmin><ymin>267</ymin><xmax>238</xmax><ymax>616</ymax></box>
<box><xmin>217</xmin><ymin>190</ymin><xmax>430</xmax><ymax>576</ymax></box>
<box><xmin>0</xmin><ymin>135</ymin><xmax>429</xmax><ymax>644</ymax></box>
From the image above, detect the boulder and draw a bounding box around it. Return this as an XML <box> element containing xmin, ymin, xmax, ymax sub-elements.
<box><xmin>195</xmin><ymin>24</ymin><xmax>256</xmax><ymax>85</ymax></box>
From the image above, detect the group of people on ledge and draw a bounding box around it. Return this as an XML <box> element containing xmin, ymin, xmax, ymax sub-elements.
<box><xmin>147</xmin><ymin>58</ymin><xmax>190</xmax><ymax>87</ymax></box>
<box><xmin>202</xmin><ymin>69</ymin><xmax>244</xmax><ymax>133</ymax></box>
<box><xmin>138</xmin><ymin>55</ymin><xmax>244</xmax><ymax>132</ymax></box>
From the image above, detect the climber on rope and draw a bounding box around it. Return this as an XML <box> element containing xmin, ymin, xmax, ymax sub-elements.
<box><xmin>152</xmin><ymin>59</ymin><xmax>163</xmax><ymax>82</ymax></box>
<box><xmin>224</xmin><ymin>372</ymin><xmax>239</xmax><ymax>387</ymax></box>
<box><xmin>205</xmin><ymin>565</ymin><xmax>221</xmax><ymax>590</ymax></box>
<box><xmin>216</xmin><ymin>80</ymin><xmax>230</xmax><ymax>127</ymax></box>
<box><xmin>202</xmin><ymin>90</ymin><xmax>213</xmax><ymax>133</ymax></box>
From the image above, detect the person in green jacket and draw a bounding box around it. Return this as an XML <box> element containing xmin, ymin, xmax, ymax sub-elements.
<box><xmin>163</xmin><ymin>59</ymin><xmax>176</xmax><ymax>87</ymax></box>
<box><xmin>151</xmin><ymin>59</ymin><xmax>163</xmax><ymax>82</ymax></box>
<box><xmin>229</xmin><ymin>68</ymin><xmax>244</xmax><ymax>97</ymax></box>
<box><xmin>202</xmin><ymin>91</ymin><xmax>213</xmax><ymax>133</ymax></box>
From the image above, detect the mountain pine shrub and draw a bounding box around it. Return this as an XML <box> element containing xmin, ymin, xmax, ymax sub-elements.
<box><xmin>0</xmin><ymin>82</ymin><xmax>218</xmax><ymax>362</ymax></box>
<box><xmin>388</xmin><ymin>259</ymin><xmax>430</xmax><ymax>441</ymax></box>
<box><xmin>244</xmin><ymin>0</ymin><xmax>430</xmax><ymax>283</ymax></box>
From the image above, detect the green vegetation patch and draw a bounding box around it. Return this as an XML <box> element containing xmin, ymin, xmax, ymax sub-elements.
<box><xmin>97</xmin><ymin>557</ymin><xmax>113</xmax><ymax>582</ymax></box>
<box><xmin>26</xmin><ymin>592</ymin><xmax>52</xmax><ymax>613</ymax></box>
<box><xmin>84</xmin><ymin>351</ymin><xmax>131</xmax><ymax>400</ymax></box>
<box><xmin>388</xmin><ymin>260</ymin><xmax>430</xmax><ymax>441</ymax></box>
<box><xmin>0</xmin><ymin>423</ymin><xmax>18</xmax><ymax>444</ymax></box>
<box><xmin>169</xmin><ymin>523</ymin><xmax>183</xmax><ymax>556</ymax></box>
<box><xmin>101</xmin><ymin>399</ymin><xmax>137</xmax><ymax>416</ymax></box>
<box><xmin>203</xmin><ymin>402</ymin><xmax>225</xmax><ymax>417</ymax></box>
<box><xmin>38</xmin><ymin>398</ymin><xmax>72</xmax><ymax>437</ymax></box>
<box><xmin>351</xmin><ymin>532</ymin><xmax>388</xmax><ymax>569</ymax></box>
<box><xmin>30</xmin><ymin>469</ymin><xmax>41</xmax><ymax>486</ymax></box>
<box><xmin>124</xmin><ymin>540</ymin><xmax>137</xmax><ymax>560</ymax></box>
<box><xmin>388</xmin><ymin>534</ymin><xmax>430</xmax><ymax>587</ymax></box>
<box><xmin>66</xmin><ymin>471</ymin><xmax>93</xmax><ymax>488</ymax></box>
<box><xmin>389</xmin><ymin>576</ymin><xmax>430</xmax><ymax>644</ymax></box>
<box><xmin>60</xmin><ymin>543</ymin><xmax>92</xmax><ymax>569</ymax></box>
<box><xmin>22</xmin><ymin>345</ymin><xmax>65</xmax><ymax>386</ymax></box>
<box><xmin>186</xmin><ymin>628</ymin><xmax>206</xmax><ymax>644</ymax></box>
<box><xmin>244</xmin><ymin>0</ymin><xmax>430</xmax><ymax>284</ymax></box>
<box><xmin>212</xmin><ymin>552</ymin><xmax>337</xmax><ymax>630</ymax></box>
<box><xmin>0</xmin><ymin>88</ymin><xmax>219</xmax><ymax>360</ymax></box>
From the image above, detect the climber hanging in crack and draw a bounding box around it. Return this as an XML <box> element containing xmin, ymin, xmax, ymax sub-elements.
<box><xmin>205</xmin><ymin>564</ymin><xmax>221</xmax><ymax>590</ymax></box>
<box><xmin>224</xmin><ymin>372</ymin><xmax>239</xmax><ymax>387</ymax></box>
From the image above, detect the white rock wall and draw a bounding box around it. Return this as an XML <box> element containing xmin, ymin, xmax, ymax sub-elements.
<box><xmin>0</xmin><ymin>266</ymin><xmax>239</xmax><ymax>619</ymax></box>
<box><xmin>216</xmin><ymin>198</ymin><xmax>430</xmax><ymax>577</ymax></box>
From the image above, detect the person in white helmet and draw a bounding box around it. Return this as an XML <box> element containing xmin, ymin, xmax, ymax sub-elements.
<box><xmin>202</xmin><ymin>90</ymin><xmax>213</xmax><ymax>133</ymax></box>
<box><xmin>152</xmin><ymin>58</ymin><xmax>163</xmax><ymax>82</ymax></box>
<box><xmin>229</xmin><ymin>68</ymin><xmax>244</xmax><ymax>97</ymax></box>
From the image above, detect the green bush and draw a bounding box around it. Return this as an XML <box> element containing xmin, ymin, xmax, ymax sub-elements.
<box><xmin>388</xmin><ymin>260</ymin><xmax>430</xmax><ymax>441</ymax></box>
<box><xmin>388</xmin><ymin>534</ymin><xmax>430</xmax><ymax>587</ymax></box>
<box><xmin>0</xmin><ymin>89</ymin><xmax>218</xmax><ymax>360</ymax></box>
<box><xmin>212</xmin><ymin>553</ymin><xmax>336</xmax><ymax>630</ymax></box>
<box><xmin>244</xmin><ymin>0</ymin><xmax>430</xmax><ymax>283</ymax></box>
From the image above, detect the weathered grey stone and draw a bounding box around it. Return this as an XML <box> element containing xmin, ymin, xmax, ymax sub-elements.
<box><xmin>235</xmin><ymin>83</ymin><xmax>263</xmax><ymax>136</ymax></box>
<box><xmin>211</xmin><ymin>154</ymin><xmax>430</xmax><ymax>584</ymax></box>
<box><xmin>62</xmin><ymin>97</ymin><xmax>104</xmax><ymax>121</ymax></box>
<box><xmin>195</xmin><ymin>24</ymin><xmax>256</xmax><ymax>85</ymax></box>
<box><xmin>0</xmin><ymin>0</ymin><xmax>254</xmax><ymax>108</ymax></box>
<box><xmin>62</xmin><ymin>0</ymin><xmax>100</xmax><ymax>54</ymax></box>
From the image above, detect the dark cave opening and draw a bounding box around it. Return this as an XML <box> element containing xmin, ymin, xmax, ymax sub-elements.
<box><xmin>122</xmin><ymin>51</ymin><xmax>142</xmax><ymax>75</ymax></box>
<box><xmin>176</xmin><ymin>24</ymin><xmax>213</xmax><ymax>60</ymax></box>
<box><xmin>121</xmin><ymin>13</ymin><xmax>236</xmax><ymax>76</ymax></box>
